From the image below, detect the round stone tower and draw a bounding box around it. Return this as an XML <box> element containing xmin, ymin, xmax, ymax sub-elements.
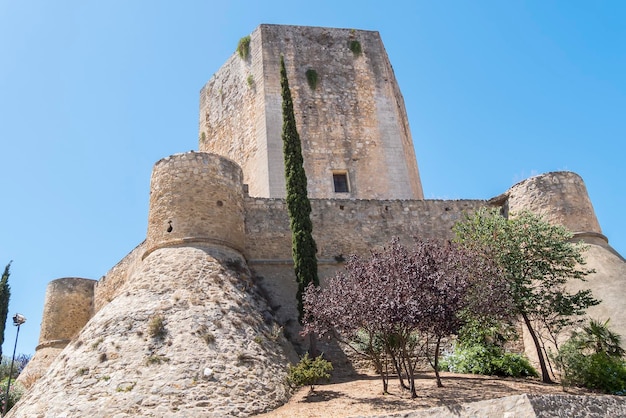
<box><xmin>144</xmin><ymin>152</ymin><xmax>245</xmax><ymax>258</ymax></box>
<box><xmin>506</xmin><ymin>171</ymin><xmax>606</xmax><ymax>244</ymax></box>
<box><xmin>18</xmin><ymin>277</ymin><xmax>95</xmax><ymax>385</ymax></box>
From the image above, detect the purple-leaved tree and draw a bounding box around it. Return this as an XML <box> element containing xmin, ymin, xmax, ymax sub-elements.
<box><xmin>303</xmin><ymin>238</ymin><xmax>510</xmax><ymax>396</ymax></box>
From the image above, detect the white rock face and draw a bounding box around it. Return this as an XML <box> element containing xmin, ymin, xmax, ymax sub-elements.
<box><xmin>9</xmin><ymin>246</ymin><xmax>292</xmax><ymax>417</ymax></box>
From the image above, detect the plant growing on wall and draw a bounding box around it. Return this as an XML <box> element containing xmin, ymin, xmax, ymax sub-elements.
<box><xmin>305</xmin><ymin>69</ymin><xmax>318</xmax><ymax>90</ymax></box>
<box><xmin>280</xmin><ymin>56</ymin><xmax>319</xmax><ymax>349</ymax></box>
<box><xmin>237</xmin><ymin>35</ymin><xmax>251</xmax><ymax>60</ymax></box>
<box><xmin>349</xmin><ymin>39</ymin><xmax>362</xmax><ymax>56</ymax></box>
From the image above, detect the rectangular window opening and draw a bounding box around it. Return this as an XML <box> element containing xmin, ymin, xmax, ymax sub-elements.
<box><xmin>333</xmin><ymin>172</ymin><xmax>349</xmax><ymax>193</ymax></box>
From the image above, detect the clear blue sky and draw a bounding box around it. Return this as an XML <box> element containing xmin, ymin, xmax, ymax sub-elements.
<box><xmin>1</xmin><ymin>1</ymin><xmax>624</xmax><ymax>355</ymax></box>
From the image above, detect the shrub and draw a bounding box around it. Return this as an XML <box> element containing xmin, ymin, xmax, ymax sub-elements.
<box><xmin>349</xmin><ymin>40</ymin><xmax>362</xmax><ymax>55</ymax></box>
<box><xmin>305</xmin><ymin>69</ymin><xmax>318</xmax><ymax>90</ymax></box>
<box><xmin>0</xmin><ymin>379</ymin><xmax>24</xmax><ymax>413</ymax></box>
<box><xmin>441</xmin><ymin>344</ymin><xmax>537</xmax><ymax>378</ymax></box>
<box><xmin>148</xmin><ymin>315</ymin><xmax>166</xmax><ymax>340</ymax></box>
<box><xmin>237</xmin><ymin>36</ymin><xmax>251</xmax><ymax>59</ymax></box>
<box><xmin>554</xmin><ymin>319</ymin><xmax>626</xmax><ymax>394</ymax></box>
<box><xmin>287</xmin><ymin>353</ymin><xmax>333</xmax><ymax>391</ymax></box>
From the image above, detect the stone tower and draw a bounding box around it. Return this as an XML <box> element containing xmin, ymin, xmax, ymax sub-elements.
<box><xmin>199</xmin><ymin>24</ymin><xmax>423</xmax><ymax>200</ymax></box>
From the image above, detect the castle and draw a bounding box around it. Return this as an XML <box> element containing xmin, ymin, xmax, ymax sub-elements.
<box><xmin>11</xmin><ymin>25</ymin><xmax>626</xmax><ymax>417</ymax></box>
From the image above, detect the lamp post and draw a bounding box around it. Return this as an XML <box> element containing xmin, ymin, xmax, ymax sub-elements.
<box><xmin>2</xmin><ymin>314</ymin><xmax>26</xmax><ymax>417</ymax></box>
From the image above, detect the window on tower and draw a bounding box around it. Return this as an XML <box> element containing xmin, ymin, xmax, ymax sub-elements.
<box><xmin>333</xmin><ymin>172</ymin><xmax>349</xmax><ymax>193</ymax></box>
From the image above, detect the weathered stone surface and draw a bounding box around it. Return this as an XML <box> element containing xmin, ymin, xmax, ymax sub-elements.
<box><xmin>360</xmin><ymin>394</ymin><xmax>626</xmax><ymax>417</ymax></box>
<box><xmin>199</xmin><ymin>24</ymin><xmax>423</xmax><ymax>200</ymax></box>
<box><xmin>9</xmin><ymin>246</ymin><xmax>293</xmax><ymax>417</ymax></box>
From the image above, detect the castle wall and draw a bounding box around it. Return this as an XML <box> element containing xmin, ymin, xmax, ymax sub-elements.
<box><xmin>245</xmin><ymin>197</ymin><xmax>485</xmax><ymax>335</ymax></box>
<box><xmin>245</xmin><ymin>197</ymin><xmax>485</xmax><ymax>261</ymax></box>
<box><xmin>200</xmin><ymin>24</ymin><xmax>423</xmax><ymax>200</ymax></box>
<box><xmin>198</xmin><ymin>29</ymin><xmax>269</xmax><ymax>196</ymax></box>
<box><xmin>94</xmin><ymin>242</ymin><xmax>145</xmax><ymax>313</ymax></box>
<box><xmin>145</xmin><ymin>152</ymin><xmax>245</xmax><ymax>258</ymax></box>
<box><xmin>18</xmin><ymin>277</ymin><xmax>96</xmax><ymax>386</ymax></box>
<box><xmin>505</xmin><ymin>171</ymin><xmax>603</xmax><ymax>237</ymax></box>
<box><xmin>37</xmin><ymin>277</ymin><xmax>96</xmax><ymax>346</ymax></box>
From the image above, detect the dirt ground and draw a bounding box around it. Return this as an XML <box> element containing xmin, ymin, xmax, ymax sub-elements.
<box><xmin>255</xmin><ymin>369</ymin><xmax>591</xmax><ymax>418</ymax></box>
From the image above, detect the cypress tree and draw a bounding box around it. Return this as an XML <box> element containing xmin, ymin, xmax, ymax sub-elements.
<box><xmin>279</xmin><ymin>56</ymin><xmax>319</xmax><ymax>325</ymax></box>
<box><xmin>0</xmin><ymin>262</ymin><xmax>11</xmax><ymax>359</ymax></box>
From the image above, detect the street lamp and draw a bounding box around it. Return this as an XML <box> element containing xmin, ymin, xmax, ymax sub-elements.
<box><xmin>2</xmin><ymin>314</ymin><xmax>26</xmax><ymax>417</ymax></box>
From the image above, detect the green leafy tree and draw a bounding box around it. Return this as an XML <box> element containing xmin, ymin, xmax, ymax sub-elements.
<box><xmin>279</xmin><ymin>56</ymin><xmax>319</xmax><ymax>328</ymax></box>
<box><xmin>454</xmin><ymin>209</ymin><xmax>598</xmax><ymax>383</ymax></box>
<box><xmin>0</xmin><ymin>262</ymin><xmax>11</xmax><ymax>359</ymax></box>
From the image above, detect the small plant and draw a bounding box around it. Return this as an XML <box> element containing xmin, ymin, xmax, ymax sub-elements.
<box><xmin>202</xmin><ymin>331</ymin><xmax>216</xmax><ymax>345</ymax></box>
<box><xmin>305</xmin><ymin>69</ymin><xmax>318</xmax><ymax>90</ymax></box>
<box><xmin>76</xmin><ymin>367</ymin><xmax>89</xmax><ymax>376</ymax></box>
<box><xmin>148</xmin><ymin>315</ymin><xmax>167</xmax><ymax>340</ymax></box>
<box><xmin>200</xmin><ymin>132</ymin><xmax>206</xmax><ymax>142</ymax></box>
<box><xmin>247</xmin><ymin>74</ymin><xmax>254</xmax><ymax>88</ymax></box>
<box><xmin>269</xmin><ymin>324</ymin><xmax>283</xmax><ymax>341</ymax></box>
<box><xmin>236</xmin><ymin>352</ymin><xmax>255</xmax><ymax>365</ymax></box>
<box><xmin>237</xmin><ymin>35</ymin><xmax>251</xmax><ymax>59</ymax></box>
<box><xmin>146</xmin><ymin>355</ymin><xmax>170</xmax><ymax>365</ymax></box>
<box><xmin>116</xmin><ymin>382</ymin><xmax>136</xmax><ymax>392</ymax></box>
<box><xmin>349</xmin><ymin>39</ymin><xmax>362</xmax><ymax>56</ymax></box>
<box><xmin>287</xmin><ymin>353</ymin><xmax>333</xmax><ymax>392</ymax></box>
<box><xmin>253</xmin><ymin>335</ymin><xmax>263</xmax><ymax>345</ymax></box>
<box><xmin>92</xmin><ymin>337</ymin><xmax>104</xmax><ymax>350</ymax></box>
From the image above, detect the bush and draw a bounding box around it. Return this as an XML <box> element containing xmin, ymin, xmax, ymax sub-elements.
<box><xmin>287</xmin><ymin>353</ymin><xmax>333</xmax><ymax>391</ymax></box>
<box><xmin>441</xmin><ymin>344</ymin><xmax>537</xmax><ymax>378</ymax></box>
<box><xmin>148</xmin><ymin>315</ymin><xmax>166</xmax><ymax>340</ymax></box>
<box><xmin>237</xmin><ymin>36</ymin><xmax>251</xmax><ymax>59</ymax></box>
<box><xmin>0</xmin><ymin>379</ymin><xmax>24</xmax><ymax>413</ymax></box>
<box><xmin>554</xmin><ymin>321</ymin><xmax>626</xmax><ymax>395</ymax></box>
<box><xmin>0</xmin><ymin>355</ymin><xmax>30</xmax><ymax>381</ymax></box>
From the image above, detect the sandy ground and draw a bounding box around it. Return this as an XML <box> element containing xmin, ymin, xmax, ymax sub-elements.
<box><xmin>254</xmin><ymin>370</ymin><xmax>591</xmax><ymax>418</ymax></box>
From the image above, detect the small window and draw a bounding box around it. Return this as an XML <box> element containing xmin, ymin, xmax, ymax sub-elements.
<box><xmin>333</xmin><ymin>172</ymin><xmax>349</xmax><ymax>193</ymax></box>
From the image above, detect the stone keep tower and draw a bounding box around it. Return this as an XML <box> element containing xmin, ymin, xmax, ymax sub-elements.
<box><xmin>199</xmin><ymin>24</ymin><xmax>423</xmax><ymax>200</ymax></box>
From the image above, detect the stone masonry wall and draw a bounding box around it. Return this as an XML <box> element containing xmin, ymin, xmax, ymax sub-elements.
<box><xmin>245</xmin><ymin>197</ymin><xmax>485</xmax><ymax>261</ymax></box>
<box><xmin>506</xmin><ymin>171</ymin><xmax>602</xmax><ymax>236</ymax></box>
<box><xmin>10</xmin><ymin>246</ymin><xmax>293</xmax><ymax>418</ymax></box>
<box><xmin>200</xmin><ymin>24</ymin><xmax>423</xmax><ymax>200</ymax></box>
<box><xmin>199</xmin><ymin>29</ymin><xmax>268</xmax><ymax>197</ymax></box>
<box><xmin>145</xmin><ymin>152</ymin><xmax>245</xmax><ymax>257</ymax></box>
<box><xmin>94</xmin><ymin>242</ymin><xmax>145</xmax><ymax>313</ymax></box>
<box><xmin>245</xmin><ymin>197</ymin><xmax>486</xmax><ymax>337</ymax></box>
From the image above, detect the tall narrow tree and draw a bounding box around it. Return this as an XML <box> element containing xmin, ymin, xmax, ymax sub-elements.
<box><xmin>0</xmin><ymin>262</ymin><xmax>12</xmax><ymax>359</ymax></box>
<box><xmin>279</xmin><ymin>56</ymin><xmax>319</xmax><ymax>327</ymax></box>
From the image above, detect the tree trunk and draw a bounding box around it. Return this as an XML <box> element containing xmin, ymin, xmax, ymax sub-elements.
<box><xmin>433</xmin><ymin>337</ymin><xmax>443</xmax><ymax>387</ymax></box>
<box><xmin>308</xmin><ymin>333</ymin><xmax>318</xmax><ymax>358</ymax></box>
<box><xmin>522</xmin><ymin>312</ymin><xmax>553</xmax><ymax>384</ymax></box>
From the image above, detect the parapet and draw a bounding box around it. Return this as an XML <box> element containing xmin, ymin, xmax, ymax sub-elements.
<box><xmin>505</xmin><ymin>171</ymin><xmax>605</xmax><ymax>241</ymax></box>
<box><xmin>144</xmin><ymin>152</ymin><xmax>245</xmax><ymax>258</ymax></box>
